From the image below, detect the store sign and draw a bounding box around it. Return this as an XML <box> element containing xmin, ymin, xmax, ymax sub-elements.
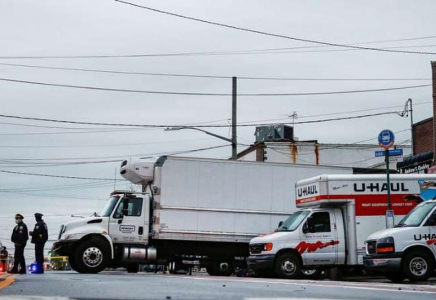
<box><xmin>400</xmin><ymin>161</ymin><xmax>432</xmax><ymax>174</ymax></box>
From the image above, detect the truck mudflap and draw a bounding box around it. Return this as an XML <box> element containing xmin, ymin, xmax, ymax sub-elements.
<box><xmin>363</xmin><ymin>253</ymin><xmax>403</xmax><ymax>272</ymax></box>
<box><xmin>247</xmin><ymin>255</ymin><xmax>275</xmax><ymax>270</ymax></box>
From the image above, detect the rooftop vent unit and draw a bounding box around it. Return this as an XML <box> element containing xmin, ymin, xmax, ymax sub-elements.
<box><xmin>255</xmin><ymin>125</ymin><xmax>294</xmax><ymax>143</ymax></box>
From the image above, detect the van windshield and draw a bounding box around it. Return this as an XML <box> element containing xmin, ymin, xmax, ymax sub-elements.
<box><xmin>100</xmin><ymin>196</ymin><xmax>120</xmax><ymax>217</ymax></box>
<box><xmin>277</xmin><ymin>211</ymin><xmax>310</xmax><ymax>232</ymax></box>
<box><xmin>396</xmin><ymin>202</ymin><xmax>436</xmax><ymax>227</ymax></box>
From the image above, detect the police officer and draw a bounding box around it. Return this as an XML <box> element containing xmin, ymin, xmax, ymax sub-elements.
<box><xmin>0</xmin><ymin>246</ymin><xmax>8</xmax><ymax>271</ymax></box>
<box><xmin>10</xmin><ymin>214</ymin><xmax>28</xmax><ymax>274</ymax></box>
<box><xmin>30</xmin><ymin>213</ymin><xmax>48</xmax><ymax>274</ymax></box>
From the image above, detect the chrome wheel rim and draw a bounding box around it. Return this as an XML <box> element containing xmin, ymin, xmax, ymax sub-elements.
<box><xmin>409</xmin><ymin>257</ymin><xmax>427</xmax><ymax>277</ymax></box>
<box><xmin>83</xmin><ymin>247</ymin><xmax>103</xmax><ymax>268</ymax></box>
<box><xmin>281</xmin><ymin>259</ymin><xmax>296</xmax><ymax>275</ymax></box>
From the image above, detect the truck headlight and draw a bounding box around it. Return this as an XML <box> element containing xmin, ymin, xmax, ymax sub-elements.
<box><xmin>263</xmin><ymin>243</ymin><xmax>273</xmax><ymax>252</ymax></box>
<box><xmin>377</xmin><ymin>237</ymin><xmax>395</xmax><ymax>254</ymax></box>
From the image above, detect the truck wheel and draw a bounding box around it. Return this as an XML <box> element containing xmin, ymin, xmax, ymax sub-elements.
<box><xmin>127</xmin><ymin>264</ymin><xmax>139</xmax><ymax>273</ymax></box>
<box><xmin>385</xmin><ymin>272</ymin><xmax>405</xmax><ymax>283</ymax></box>
<box><xmin>301</xmin><ymin>268</ymin><xmax>323</xmax><ymax>280</ymax></box>
<box><xmin>402</xmin><ymin>251</ymin><xmax>434</xmax><ymax>282</ymax></box>
<box><xmin>207</xmin><ymin>261</ymin><xmax>234</xmax><ymax>276</ymax></box>
<box><xmin>274</xmin><ymin>253</ymin><xmax>302</xmax><ymax>279</ymax></box>
<box><xmin>74</xmin><ymin>238</ymin><xmax>109</xmax><ymax>274</ymax></box>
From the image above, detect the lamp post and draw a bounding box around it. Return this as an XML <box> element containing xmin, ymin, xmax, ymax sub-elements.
<box><xmin>165</xmin><ymin>126</ymin><xmax>236</xmax><ymax>159</ymax></box>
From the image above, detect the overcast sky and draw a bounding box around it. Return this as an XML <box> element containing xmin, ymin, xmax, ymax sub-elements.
<box><xmin>0</xmin><ymin>0</ymin><xmax>435</xmax><ymax>259</ymax></box>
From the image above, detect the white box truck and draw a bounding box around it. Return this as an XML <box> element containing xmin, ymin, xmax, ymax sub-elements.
<box><xmin>247</xmin><ymin>174</ymin><xmax>436</xmax><ymax>279</ymax></box>
<box><xmin>53</xmin><ymin>156</ymin><xmax>351</xmax><ymax>274</ymax></box>
<box><xmin>364</xmin><ymin>180</ymin><xmax>436</xmax><ymax>282</ymax></box>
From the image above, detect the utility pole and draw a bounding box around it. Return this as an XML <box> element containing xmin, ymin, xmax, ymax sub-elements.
<box><xmin>408</xmin><ymin>98</ymin><xmax>414</xmax><ymax>156</ymax></box>
<box><xmin>232</xmin><ymin>77</ymin><xmax>237</xmax><ymax>160</ymax></box>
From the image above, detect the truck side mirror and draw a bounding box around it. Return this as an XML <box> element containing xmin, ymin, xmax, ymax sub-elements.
<box><xmin>278</xmin><ymin>221</ymin><xmax>283</xmax><ymax>228</ymax></box>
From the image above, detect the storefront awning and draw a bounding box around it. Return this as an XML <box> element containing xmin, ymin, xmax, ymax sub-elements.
<box><xmin>397</xmin><ymin>151</ymin><xmax>434</xmax><ymax>173</ymax></box>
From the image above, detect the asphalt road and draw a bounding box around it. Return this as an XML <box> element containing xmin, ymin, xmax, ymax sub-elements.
<box><xmin>0</xmin><ymin>272</ymin><xmax>436</xmax><ymax>300</ymax></box>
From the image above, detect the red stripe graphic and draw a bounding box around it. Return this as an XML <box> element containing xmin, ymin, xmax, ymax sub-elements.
<box><xmin>297</xmin><ymin>194</ymin><xmax>417</xmax><ymax>216</ymax></box>
<box><xmin>295</xmin><ymin>240</ymin><xmax>340</xmax><ymax>254</ymax></box>
<box><xmin>427</xmin><ymin>239</ymin><xmax>436</xmax><ymax>246</ymax></box>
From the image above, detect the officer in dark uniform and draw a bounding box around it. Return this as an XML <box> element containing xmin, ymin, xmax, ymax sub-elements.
<box><xmin>30</xmin><ymin>213</ymin><xmax>48</xmax><ymax>274</ymax></box>
<box><xmin>10</xmin><ymin>213</ymin><xmax>28</xmax><ymax>274</ymax></box>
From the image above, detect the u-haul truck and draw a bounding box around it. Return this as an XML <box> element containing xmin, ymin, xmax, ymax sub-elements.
<box><xmin>248</xmin><ymin>174</ymin><xmax>436</xmax><ymax>279</ymax></box>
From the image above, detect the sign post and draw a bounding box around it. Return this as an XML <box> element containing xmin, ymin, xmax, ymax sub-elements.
<box><xmin>378</xmin><ymin>129</ymin><xmax>395</xmax><ymax>229</ymax></box>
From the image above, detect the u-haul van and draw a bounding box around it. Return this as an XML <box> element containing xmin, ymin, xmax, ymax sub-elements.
<box><xmin>247</xmin><ymin>174</ymin><xmax>436</xmax><ymax>279</ymax></box>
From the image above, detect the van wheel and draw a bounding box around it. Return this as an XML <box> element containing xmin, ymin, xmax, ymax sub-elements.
<box><xmin>274</xmin><ymin>253</ymin><xmax>302</xmax><ymax>279</ymax></box>
<box><xmin>403</xmin><ymin>250</ymin><xmax>434</xmax><ymax>282</ymax></box>
<box><xmin>74</xmin><ymin>238</ymin><xmax>109</xmax><ymax>274</ymax></box>
<box><xmin>385</xmin><ymin>272</ymin><xmax>405</xmax><ymax>283</ymax></box>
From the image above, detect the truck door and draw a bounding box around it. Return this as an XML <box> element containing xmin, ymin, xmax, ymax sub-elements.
<box><xmin>299</xmin><ymin>210</ymin><xmax>338</xmax><ymax>266</ymax></box>
<box><xmin>424</xmin><ymin>207</ymin><xmax>436</xmax><ymax>256</ymax></box>
<box><xmin>108</xmin><ymin>195</ymin><xmax>149</xmax><ymax>245</ymax></box>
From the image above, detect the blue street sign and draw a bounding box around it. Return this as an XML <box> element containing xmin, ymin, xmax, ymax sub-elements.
<box><xmin>378</xmin><ymin>129</ymin><xmax>395</xmax><ymax>149</ymax></box>
<box><xmin>375</xmin><ymin>149</ymin><xmax>403</xmax><ymax>157</ymax></box>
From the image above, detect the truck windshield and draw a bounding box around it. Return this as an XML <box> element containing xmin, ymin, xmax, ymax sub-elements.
<box><xmin>396</xmin><ymin>202</ymin><xmax>436</xmax><ymax>227</ymax></box>
<box><xmin>277</xmin><ymin>211</ymin><xmax>310</xmax><ymax>232</ymax></box>
<box><xmin>100</xmin><ymin>196</ymin><xmax>120</xmax><ymax>217</ymax></box>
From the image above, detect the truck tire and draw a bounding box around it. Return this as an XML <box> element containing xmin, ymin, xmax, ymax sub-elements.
<box><xmin>385</xmin><ymin>272</ymin><xmax>405</xmax><ymax>283</ymax></box>
<box><xmin>127</xmin><ymin>264</ymin><xmax>139</xmax><ymax>273</ymax></box>
<box><xmin>207</xmin><ymin>261</ymin><xmax>234</xmax><ymax>276</ymax></box>
<box><xmin>301</xmin><ymin>268</ymin><xmax>323</xmax><ymax>280</ymax></box>
<box><xmin>402</xmin><ymin>250</ymin><xmax>434</xmax><ymax>282</ymax></box>
<box><xmin>274</xmin><ymin>253</ymin><xmax>302</xmax><ymax>279</ymax></box>
<box><xmin>74</xmin><ymin>238</ymin><xmax>110</xmax><ymax>274</ymax></box>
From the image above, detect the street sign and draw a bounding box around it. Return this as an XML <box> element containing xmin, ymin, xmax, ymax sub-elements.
<box><xmin>378</xmin><ymin>129</ymin><xmax>395</xmax><ymax>149</ymax></box>
<box><xmin>374</xmin><ymin>149</ymin><xmax>403</xmax><ymax>157</ymax></box>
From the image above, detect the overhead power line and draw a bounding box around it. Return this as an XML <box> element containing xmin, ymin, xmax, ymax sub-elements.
<box><xmin>0</xmin><ymin>77</ymin><xmax>430</xmax><ymax>96</ymax></box>
<box><xmin>0</xmin><ymin>169</ymin><xmax>123</xmax><ymax>181</ymax></box>
<box><xmin>114</xmin><ymin>0</ymin><xmax>436</xmax><ymax>55</ymax></box>
<box><xmin>0</xmin><ymin>111</ymin><xmax>402</xmax><ymax>130</ymax></box>
<box><xmin>0</xmin><ymin>62</ymin><xmax>431</xmax><ymax>81</ymax></box>
<box><xmin>0</xmin><ymin>144</ymin><xmax>231</xmax><ymax>168</ymax></box>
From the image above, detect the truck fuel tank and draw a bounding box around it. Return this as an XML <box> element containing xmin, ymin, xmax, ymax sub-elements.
<box><xmin>122</xmin><ymin>246</ymin><xmax>157</xmax><ymax>262</ymax></box>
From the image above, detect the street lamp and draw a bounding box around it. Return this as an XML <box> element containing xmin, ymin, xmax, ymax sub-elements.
<box><xmin>165</xmin><ymin>126</ymin><xmax>237</xmax><ymax>159</ymax></box>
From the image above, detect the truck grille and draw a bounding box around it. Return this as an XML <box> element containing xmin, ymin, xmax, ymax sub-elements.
<box><xmin>249</xmin><ymin>244</ymin><xmax>264</xmax><ymax>255</ymax></box>
<box><xmin>366</xmin><ymin>240</ymin><xmax>377</xmax><ymax>255</ymax></box>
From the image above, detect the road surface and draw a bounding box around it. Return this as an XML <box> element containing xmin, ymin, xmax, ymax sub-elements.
<box><xmin>0</xmin><ymin>272</ymin><xmax>435</xmax><ymax>300</ymax></box>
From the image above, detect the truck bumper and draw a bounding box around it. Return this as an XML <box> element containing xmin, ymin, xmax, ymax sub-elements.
<box><xmin>247</xmin><ymin>255</ymin><xmax>275</xmax><ymax>270</ymax></box>
<box><xmin>52</xmin><ymin>240</ymin><xmax>75</xmax><ymax>256</ymax></box>
<box><xmin>363</xmin><ymin>253</ymin><xmax>402</xmax><ymax>272</ymax></box>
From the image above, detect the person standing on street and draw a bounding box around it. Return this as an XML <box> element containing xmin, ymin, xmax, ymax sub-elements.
<box><xmin>10</xmin><ymin>214</ymin><xmax>28</xmax><ymax>274</ymax></box>
<box><xmin>0</xmin><ymin>246</ymin><xmax>8</xmax><ymax>272</ymax></box>
<box><xmin>30</xmin><ymin>213</ymin><xmax>48</xmax><ymax>274</ymax></box>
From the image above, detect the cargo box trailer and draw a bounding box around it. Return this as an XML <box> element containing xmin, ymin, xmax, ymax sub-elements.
<box><xmin>53</xmin><ymin>156</ymin><xmax>351</xmax><ymax>275</ymax></box>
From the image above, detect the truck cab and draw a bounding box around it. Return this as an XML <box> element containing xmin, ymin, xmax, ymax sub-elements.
<box><xmin>363</xmin><ymin>200</ymin><xmax>436</xmax><ymax>282</ymax></box>
<box><xmin>53</xmin><ymin>191</ymin><xmax>154</xmax><ymax>273</ymax></box>
<box><xmin>248</xmin><ymin>207</ymin><xmax>346</xmax><ymax>279</ymax></box>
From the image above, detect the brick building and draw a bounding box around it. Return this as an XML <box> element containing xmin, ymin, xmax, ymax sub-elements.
<box><xmin>397</xmin><ymin>61</ymin><xmax>436</xmax><ymax>173</ymax></box>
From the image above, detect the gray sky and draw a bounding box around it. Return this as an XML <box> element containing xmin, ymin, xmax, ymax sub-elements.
<box><xmin>0</xmin><ymin>0</ymin><xmax>435</xmax><ymax>259</ymax></box>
